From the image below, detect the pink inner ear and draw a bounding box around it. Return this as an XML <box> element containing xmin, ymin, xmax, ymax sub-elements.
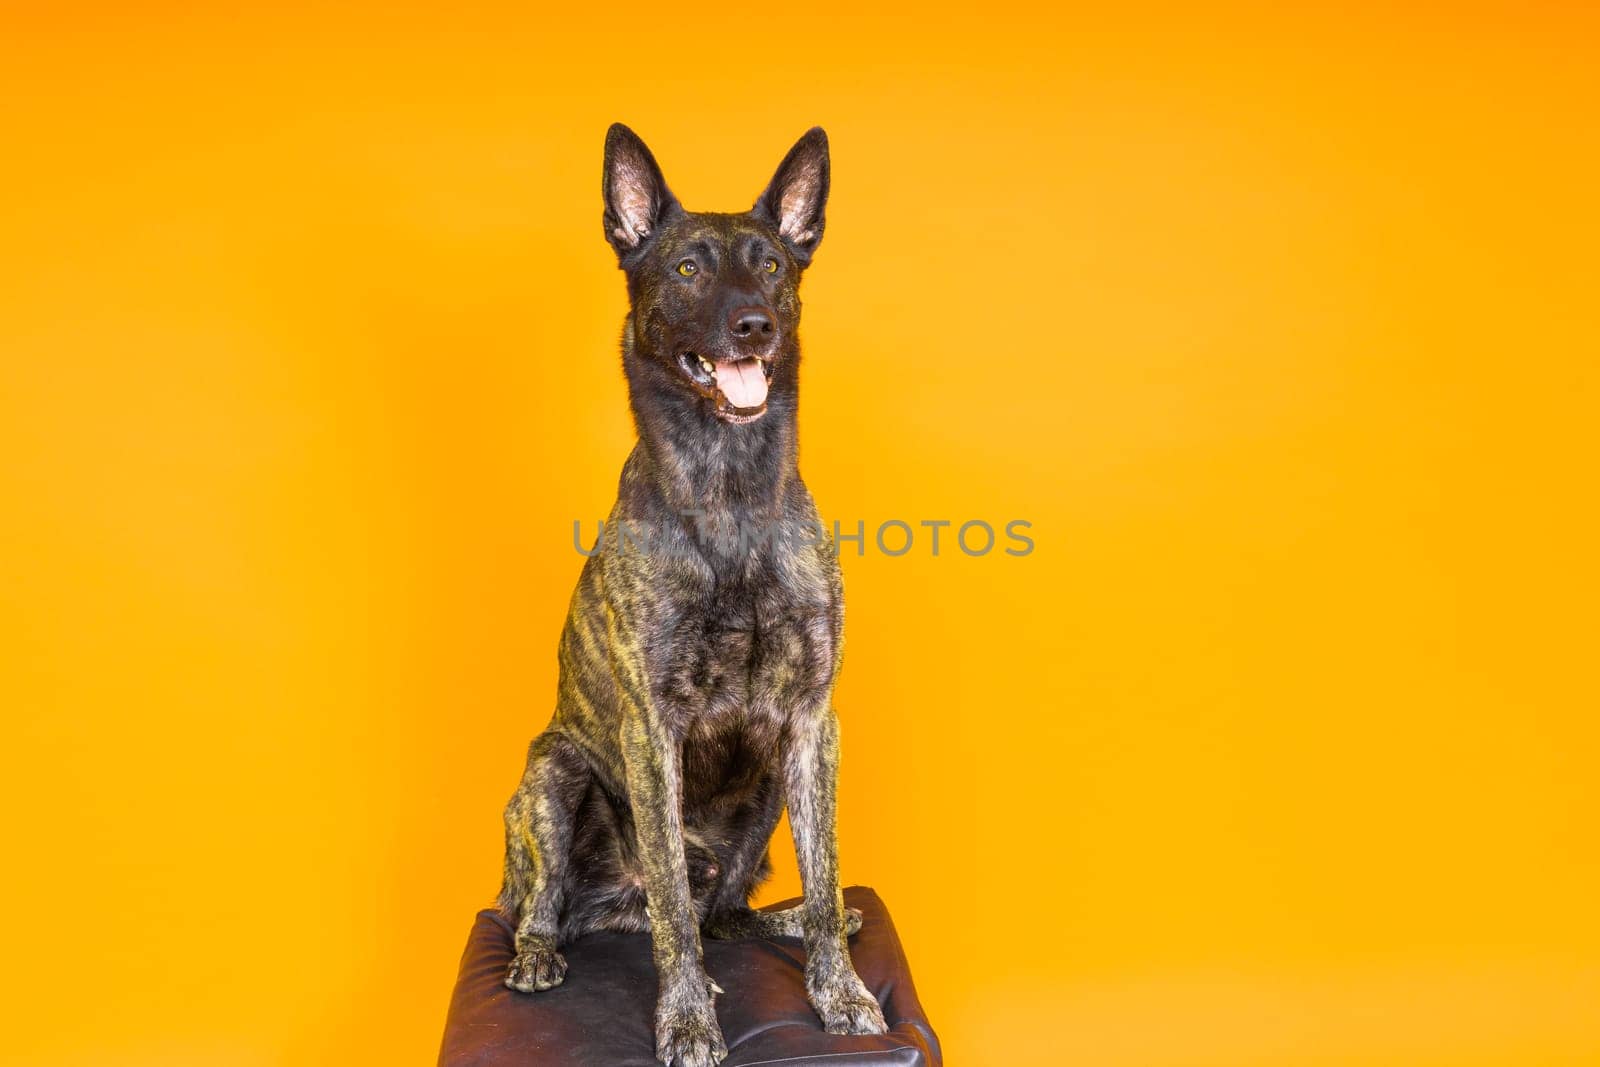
<box><xmin>610</xmin><ymin>159</ymin><xmax>655</xmax><ymax>247</ymax></box>
<box><xmin>777</xmin><ymin>159</ymin><xmax>821</xmax><ymax>240</ymax></box>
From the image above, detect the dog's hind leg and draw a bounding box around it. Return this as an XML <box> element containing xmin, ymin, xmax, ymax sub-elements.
<box><xmin>499</xmin><ymin>729</ymin><xmax>589</xmax><ymax>992</ymax></box>
<box><xmin>700</xmin><ymin>774</ymin><xmax>782</xmax><ymax>926</ymax></box>
<box><xmin>705</xmin><ymin>902</ymin><xmax>863</xmax><ymax>940</ymax></box>
<box><xmin>701</xmin><ymin>775</ymin><xmax>864</xmax><ymax>941</ymax></box>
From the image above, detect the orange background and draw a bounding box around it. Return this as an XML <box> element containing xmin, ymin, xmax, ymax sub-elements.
<box><xmin>3</xmin><ymin>4</ymin><xmax>1597</xmax><ymax>1065</ymax></box>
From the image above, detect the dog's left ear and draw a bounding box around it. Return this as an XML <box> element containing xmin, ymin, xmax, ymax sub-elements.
<box><xmin>752</xmin><ymin>127</ymin><xmax>830</xmax><ymax>266</ymax></box>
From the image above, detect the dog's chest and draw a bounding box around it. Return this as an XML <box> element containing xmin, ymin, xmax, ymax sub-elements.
<box><xmin>663</xmin><ymin>579</ymin><xmax>837</xmax><ymax>736</ymax></box>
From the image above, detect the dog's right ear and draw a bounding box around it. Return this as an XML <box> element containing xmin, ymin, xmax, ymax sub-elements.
<box><xmin>602</xmin><ymin>123</ymin><xmax>680</xmax><ymax>264</ymax></box>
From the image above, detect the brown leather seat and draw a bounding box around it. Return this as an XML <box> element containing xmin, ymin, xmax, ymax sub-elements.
<box><xmin>439</xmin><ymin>886</ymin><xmax>941</xmax><ymax>1065</ymax></box>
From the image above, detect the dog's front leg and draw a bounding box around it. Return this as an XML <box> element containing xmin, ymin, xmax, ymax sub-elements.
<box><xmin>612</xmin><ymin>614</ymin><xmax>727</xmax><ymax>1067</ymax></box>
<box><xmin>784</xmin><ymin>703</ymin><xmax>888</xmax><ymax>1035</ymax></box>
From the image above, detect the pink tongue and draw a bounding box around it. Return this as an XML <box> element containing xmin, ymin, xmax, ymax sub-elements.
<box><xmin>713</xmin><ymin>359</ymin><xmax>769</xmax><ymax>409</ymax></box>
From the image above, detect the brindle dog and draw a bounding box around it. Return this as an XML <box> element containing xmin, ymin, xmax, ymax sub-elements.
<box><xmin>497</xmin><ymin>125</ymin><xmax>886</xmax><ymax>1067</ymax></box>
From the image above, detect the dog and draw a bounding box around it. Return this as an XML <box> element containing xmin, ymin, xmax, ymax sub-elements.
<box><xmin>496</xmin><ymin>124</ymin><xmax>886</xmax><ymax>1067</ymax></box>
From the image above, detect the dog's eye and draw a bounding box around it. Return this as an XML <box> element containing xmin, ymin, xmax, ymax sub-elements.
<box><xmin>763</xmin><ymin>257</ymin><xmax>779</xmax><ymax>275</ymax></box>
<box><xmin>676</xmin><ymin>260</ymin><xmax>697</xmax><ymax>277</ymax></box>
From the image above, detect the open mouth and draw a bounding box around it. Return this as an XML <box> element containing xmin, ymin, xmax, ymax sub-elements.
<box><xmin>678</xmin><ymin>351</ymin><xmax>774</xmax><ymax>424</ymax></box>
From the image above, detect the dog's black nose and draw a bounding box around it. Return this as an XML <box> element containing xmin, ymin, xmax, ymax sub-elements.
<box><xmin>729</xmin><ymin>307</ymin><xmax>775</xmax><ymax>339</ymax></box>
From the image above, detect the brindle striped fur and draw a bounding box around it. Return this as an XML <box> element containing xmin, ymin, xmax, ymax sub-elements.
<box><xmin>497</xmin><ymin>125</ymin><xmax>885</xmax><ymax>1067</ymax></box>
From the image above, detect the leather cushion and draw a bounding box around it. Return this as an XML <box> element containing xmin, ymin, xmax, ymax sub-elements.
<box><xmin>439</xmin><ymin>886</ymin><xmax>941</xmax><ymax>1066</ymax></box>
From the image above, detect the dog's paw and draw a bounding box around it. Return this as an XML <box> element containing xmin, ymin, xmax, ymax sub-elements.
<box><xmin>807</xmin><ymin>969</ymin><xmax>887</xmax><ymax>1036</ymax></box>
<box><xmin>844</xmin><ymin>906</ymin><xmax>863</xmax><ymax>937</ymax></box>
<box><xmin>505</xmin><ymin>941</ymin><xmax>567</xmax><ymax>992</ymax></box>
<box><xmin>654</xmin><ymin>994</ymin><xmax>727</xmax><ymax>1067</ymax></box>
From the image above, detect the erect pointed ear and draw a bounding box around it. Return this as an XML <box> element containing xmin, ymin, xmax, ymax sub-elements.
<box><xmin>602</xmin><ymin>123</ymin><xmax>681</xmax><ymax>263</ymax></box>
<box><xmin>752</xmin><ymin>127</ymin><xmax>830</xmax><ymax>266</ymax></box>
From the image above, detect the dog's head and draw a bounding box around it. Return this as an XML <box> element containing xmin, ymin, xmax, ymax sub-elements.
<box><xmin>602</xmin><ymin>123</ymin><xmax>829</xmax><ymax>426</ymax></box>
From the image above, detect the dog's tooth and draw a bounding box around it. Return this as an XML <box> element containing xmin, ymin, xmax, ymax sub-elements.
<box><xmin>698</xmin><ymin>357</ymin><xmax>714</xmax><ymax>374</ymax></box>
